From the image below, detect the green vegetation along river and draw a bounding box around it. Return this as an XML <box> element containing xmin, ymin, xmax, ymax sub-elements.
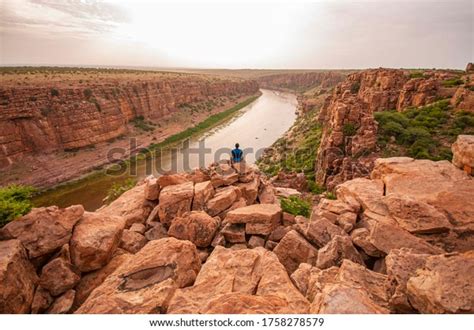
<box><xmin>33</xmin><ymin>89</ymin><xmax>298</xmax><ymax>211</ymax></box>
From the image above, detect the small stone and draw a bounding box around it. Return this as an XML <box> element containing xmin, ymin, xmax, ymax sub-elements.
<box><xmin>273</xmin><ymin>230</ymin><xmax>318</xmax><ymax>274</ymax></box>
<box><xmin>47</xmin><ymin>290</ymin><xmax>75</xmax><ymax>314</ymax></box>
<box><xmin>144</xmin><ymin>223</ymin><xmax>168</xmax><ymax>241</ymax></box>
<box><xmin>119</xmin><ymin>230</ymin><xmax>148</xmax><ymax>254</ymax></box>
<box><xmin>220</xmin><ymin>223</ymin><xmax>246</xmax><ymax>243</ymax></box>
<box><xmin>316</xmin><ymin>235</ymin><xmax>364</xmax><ymax>269</ymax></box>
<box><xmin>129</xmin><ymin>223</ymin><xmax>146</xmax><ymax>234</ymax></box>
<box><xmin>265</xmin><ymin>240</ymin><xmax>278</xmax><ymax>251</ymax></box>
<box><xmin>144</xmin><ymin>175</ymin><xmax>160</xmax><ymax>201</ymax></box>
<box><xmin>248</xmin><ymin>235</ymin><xmax>265</xmax><ymax>248</ymax></box>
<box><xmin>31</xmin><ymin>286</ymin><xmax>53</xmax><ymax>314</ymax></box>
<box><xmin>40</xmin><ymin>258</ymin><xmax>80</xmax><ymax>297</ymax></box>
<box><xmin>168</xmin><ymin>211</ymin><xmax>220</xmax><ymax>247</ymax></box>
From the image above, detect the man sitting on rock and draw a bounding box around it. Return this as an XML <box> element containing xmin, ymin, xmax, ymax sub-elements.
<box><xmin>231</xmin><ymin>143</ymin><xmax>243</xmax><ymax>163</ymax></box>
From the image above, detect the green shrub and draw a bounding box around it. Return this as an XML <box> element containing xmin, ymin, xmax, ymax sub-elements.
<box><xmin>90</xmin><ymin>97</ymin><xmax>102</xmax><ymax>112</ymax></box>
<box><xmin>40</xmin><ymin>106</ymin><xmax>53</xmax><ymax>116</ymax></box>
<box><xmin>375</xmin><ymin>99</ymin><xmax>471</xmax><ymax>161</ymax></box>
<box><xmin>350</xmin><ymin>81</ymin><xmax>360</xmax><ymax>94</ymax></box>
<box><xmin>50</xmin><ymin>88</ymin><xmax>59</xmax><ymax>97</ymax></box>
<box><xmin>441</xmin><ymin>78</ymin><xmax>464</xmax><ymax>87</ymax></box>
<box><xmin>325</xmin><ymin>192</ymin><xmax>337</xmax><ymax>200</ymax></box>
<box><xmin>454</xmin><ymin>112</ymin><xmax>474</xmax><ymax>130</ymax></box>
<box><xmin>382</xmin><ymin>121</ymin><xmax>405</xmax><ymax>136</ymax></box>
<box><xmin>399</xmin><ymin>127</ymin><xmax>431</xmax><ymax>145</ymax></box>
<box><xmin>83</xmin><ymin>88</ymin><xmax>93</xmax><ymax>98</ymax></box>
<box><xmin>409</xmin><ymin>71</ymin><xmax>425</xmax><ymax>79</ymax></box>
<box><xmin>131</xmin><ymin>116</ymin><xmax>155</xmax><ymax>132</ymax></box>
<box><xmin>105</xmin><ymin>178</ymin><xmax>136</xmax><ymax>203</ymax></box>
<box><xmin>374</xmin><ymin>111</ymin><xmax>410</xmax><ymax>128</ymax></box>
<box><xmin>343</xmin><ymin>123</ymin><xmax>357</xmax><ymax>136</ymax></box>
<box><xmin>308</xmin><ymin>181</ymin><xmax>325</xmax><ymax>194</ymax></box>
<box><xmin>280</xmin><ymin>196</ymin><xmax>311</xmax><ymax>217</ymax></box>
<box><xmin>0</xmin><ymin>185</ymin><xmax>36</xmax><ymax>227</ymax></box>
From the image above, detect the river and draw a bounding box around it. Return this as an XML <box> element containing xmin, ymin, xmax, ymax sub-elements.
<box><xmin>34</xmin><ymin>89</ymin><xmax>297</xmax><ymax>211</ymax></box>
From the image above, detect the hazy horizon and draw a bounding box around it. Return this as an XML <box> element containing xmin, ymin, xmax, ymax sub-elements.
<box><xmin>1</xmin><ymin>0</ymin><xmax>472</xmax><ymax>70</ymax></box>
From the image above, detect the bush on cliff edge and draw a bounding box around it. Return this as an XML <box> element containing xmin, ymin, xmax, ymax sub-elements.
<box><xmin>280</xmin><ymin>196</ymin><xmax>311</xmax><ymax>217</ymax></box>
<box><xmin>0</xmin><ymin>185</ymin><xmax>36</xmax><ymax>227</ymax></box>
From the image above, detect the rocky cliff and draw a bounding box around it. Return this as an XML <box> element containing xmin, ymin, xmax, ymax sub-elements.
<box><xmin>315</xmin><ymin>67</ymin><xmax>474</xmax><ymax>189</ymax></box>
<box><xmin>0</xmin><ymin>70</ymin><xmax>259</xmax><ymax>169</ymax></box>
<box><xmin>1</xmin><ymin>137</ymin><xmax>473</xmax><ymax>313</ymax></box>
<box><xmin>257</xmin><ymin>71</ymin><xmax>347</xmax><ymax>92</ymax></box>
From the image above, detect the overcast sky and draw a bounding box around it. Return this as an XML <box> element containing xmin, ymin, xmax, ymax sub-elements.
<box><xmin>0</xmin><ymin>0</ymin><xmax>472</xmax><ymax>69</ymax></box>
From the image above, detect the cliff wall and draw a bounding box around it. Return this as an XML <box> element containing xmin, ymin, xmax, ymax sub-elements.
<box><xmin>0</xmin><ymin>71</ymin><xmax>259</xmax><ymax>169</ymax></box>
<box><xmin>315</xmin><ymin>68</ymin><xmax>473</xmax><ymax>189</ymax></box>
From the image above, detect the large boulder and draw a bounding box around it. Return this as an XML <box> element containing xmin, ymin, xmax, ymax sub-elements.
<box><xmin>0</xmin><ymin>205</ymin><xmax>84</xmax><ymax>258</ymax></box>
<box><xmin>370</xmin><ymin>158</ymin><xmax>474</xmax><ymax>233</ymax></box>
<box><xmin>76</xmin><ymin>238</ymin><xmax>201</xmax><ymax>314</ymax></box>
<box><xmin>192</xmin><ymin>181</ymin><xmax>215</xmax><ymax>211</ymax></box>
<box><xmin>157</xmin><ymin>181</ymin><xmax>194</xmax><ymax>226</ymax></box>
<box><xmin>316</xmin><ymin>198</ymin><xmax>359</xmax><ymax>232</ymax></box>
<box><xmin>273</xmin><ymin>230</ymin><xmax>318</xmax><ymax>274</ymax></box>
<box><xmin>220</xmin><ymin>223</ymin><xmax>246</xmax><ymax>244</ymax></box>
<box><xmin>299</xmin><ymin>217</ymin><xmax>347</xmax><ymax>248</ymax></box>
<box><xmin>316</xmin><ymin>235</ymin><xmax>364</xmax><ymax>269</ymax></box>
<box><xmin>336</xmin><ymin>259</ymin><xmax>390</xmax><ymax>309</ymax></box>
<box><xmin>98</xmin><ymin>183</ymin><xmax>153</xmax><ymax>227</ymax></box>
<box><xmin>119</xmin><ymin>230</ymin><xmax>147</xmax><ymax>254</ymax></box>
<box><xmin>31</xmin><ymin>286</ymin><xmax>53</xmax><ymax>314</ymax></box>
<box><xmin>294</xmin><ymin>258</ymin><xmax>391</xmax><ymax>313</ymax></box>
<box><xmin>407</xmin><ymin>251</ymin><xmax>474</xmax><ymax>313</ymax></box>
<box><xmin>385</xmin><ymin>248</ymin><xmax>430</xmax><ymax>312</ymax></box>
<box><xmin>167</xmin><ymin>247</ymin><xmax>309</xmax><ymax>313</ymax></box>
<box><xmin>70</xmin><ymin>212</ymin><xmax>126</xmax><ymax>272</ymax></box>
<box><xmin>72</xmin><ymin>249</ymin><xmax>130</xmax><ymax>311</ymax></box>
<box><xmin>39</xmin><ymin>257</ymin><xmax>80</xmax><ymax>296</ymax></box>
<box><xmin>236</xmin><ymin>176</ymin><xmax>259</xmax><ymax>205</ymax></box>
<box><xmin>157</xmin><ymin>173</ymin><xmax>190</xmax><ymax>187</ymax></box>
<box><xmin>206</xmin><ymin>186</ymin><xmax>240</xmax><ymax>217</ymax></box>
<box><xmin>336</xmin><ymin>178</ymin><xmax>385</xmax><ymax>215</ymax></box>
<box><xmin>47</xmin><ymin>289</ymin><xmax>75</xmax><ymax>314</ymax></box>
<box><xmin>168</xmin><ymin>211</ymin><xmax>220</xmax><ymax>247</ymax></box>
<box><xmin>144</xmin><ymin>223</ymin><xmax>168</xmax><ymax>241</ymax></box>
<box><xmin>198</xmin><ymin>293</ymin><xmax>289</xmax><ymax>314</ymax></box>
<box><xmin>225</xmin><ymin>204</ymin><xmax>282</xmax><ymax>235</ymax></box>
<box><xmin>381</xmin><ymin>194</ymin><xmax>451</xmax><ymax>234</ymax></box>
<box><xmin>258</xmin><ymin>178</ymin><xmax>277</xmax><ymax>204</ymax></box>
<box><xmin>144</xmin><ymin>176</ymin><xmax>160</xmax><ymax>201</ymax></box>
<box><xmin>0</xmin><ymin>239</ymin><xmax>38</xmax><ymax>313</ymax></box>
<box><xmin>362</xmin><ymin>220</ymin><xmax>444</xmax><ymax>255</ymax></box>
<box><xmin>310</xmin><ymin>284</ymin><xmax>389</xmax><ymax>314</ymax></box>
<box><xmin>451</xmin><ymin>135</ymin><xmax>474</xmax><ymax>175</ymax></box>
<box><xmin>210</xmin><ymin>163</ymin><xmax>239</xmax><ymax>187</ymax></box>
<box><xmin>294</xmin><ymin>265</ymin><xmax>340</xmax><ymax>303</ymax></box>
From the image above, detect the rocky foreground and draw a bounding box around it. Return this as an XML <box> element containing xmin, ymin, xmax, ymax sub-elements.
<box><xmin>1</xmin><ymin>138</ymin><xmax>473</xmax><ymax>314</ymax></box>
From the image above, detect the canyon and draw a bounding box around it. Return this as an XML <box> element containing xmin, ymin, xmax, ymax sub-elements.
<box><xmin>0</xmin><ymin>68</ymin><xmax>259</xmax><ymax>187</ymax></box>
<box><xmin>0</xmin><ymin>145</ymin><xmax>472</xmax><ymax>314</ymax></box>
<box><xmin>0</xmin><ymin>65</ymin><xmax>473</xmax><ymax>314</ymax></box>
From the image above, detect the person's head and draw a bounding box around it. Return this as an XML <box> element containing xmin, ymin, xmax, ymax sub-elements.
<box><xmin>235</xmin><ymin>143</ymin><xmax>240</xmax><ymax>149</ymax></box>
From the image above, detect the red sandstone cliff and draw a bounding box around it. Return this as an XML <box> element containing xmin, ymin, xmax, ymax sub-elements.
<box><xmin>256</xmin><ymin>71</ymin><xmax>346</xmax><ymax>92</ymax></box>
<box><xmin>0</xmin><ymin>71</ymin><xmax>259</xmax><ymax>169</ymax></box>
<box><xmin>315</xmin><ymin>68</ymin><xmax>473</xmax><ymax>189</ymax></box>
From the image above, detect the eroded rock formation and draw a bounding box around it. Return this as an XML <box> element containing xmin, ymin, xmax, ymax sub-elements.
<box><xmin>1</xmin><ymin>152</ymin><xmax>473</xmax><ymax>314</ymax></box>
<box><xmin>315</xmin><ymin>68</ymin><xmax>472</xmax><ymax>190</ymax></box>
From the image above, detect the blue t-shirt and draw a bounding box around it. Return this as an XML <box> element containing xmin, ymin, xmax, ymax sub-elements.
<box><xmin>231</xmin><ymin>148</ymin><xmax>243</xmax><ymax>162</ymax></box>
